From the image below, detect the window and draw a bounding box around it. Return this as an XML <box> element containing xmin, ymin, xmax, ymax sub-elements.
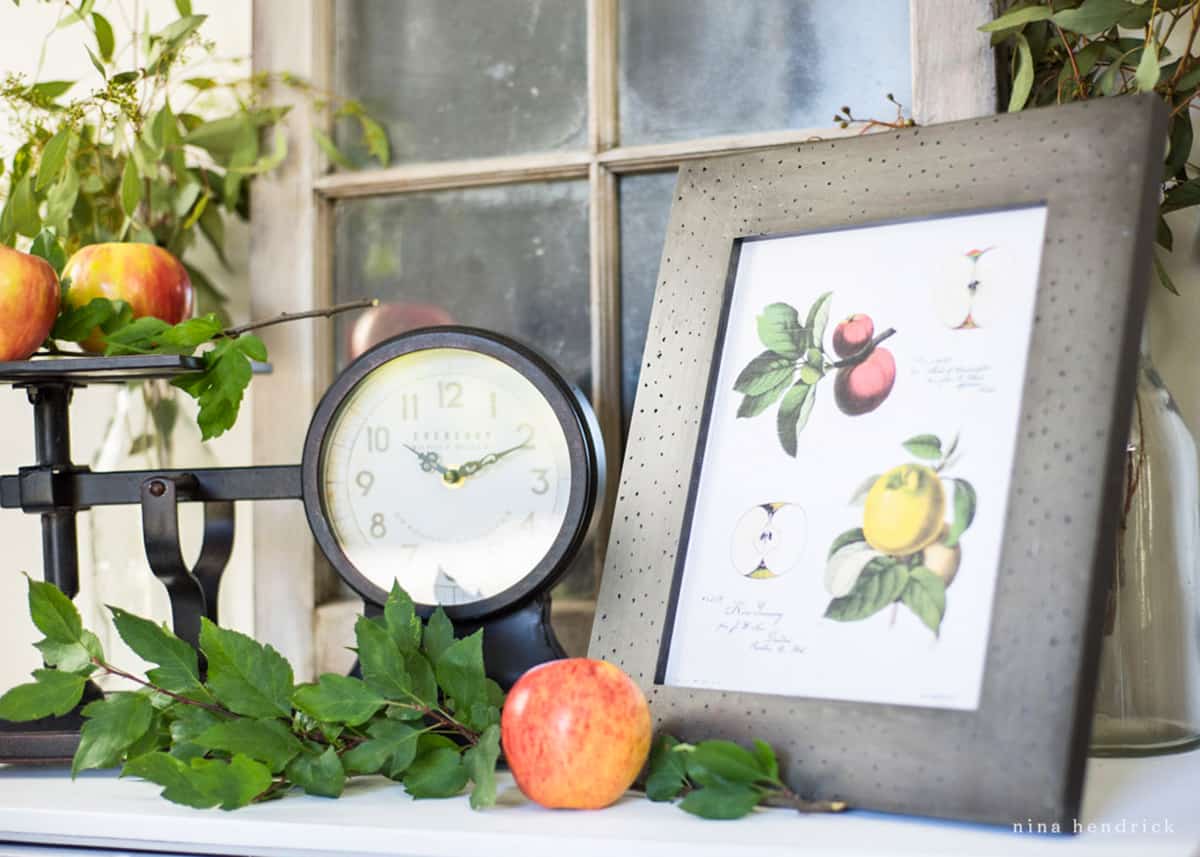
<box><xmin>251</xmin><ymin>0</ymin><xmax>996</xmax><ymax>677</ymax></box>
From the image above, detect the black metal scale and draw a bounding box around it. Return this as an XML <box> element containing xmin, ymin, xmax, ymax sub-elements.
<box><xmin>0</xmin><ymin>329</ymin><xmax>603</xmax><ymax>763</ymax></box>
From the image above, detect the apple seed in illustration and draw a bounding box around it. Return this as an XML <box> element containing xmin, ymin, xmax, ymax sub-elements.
<box><xmin>730</xmin><ymin>502</ymin><xmax>807</xmax><ymax>579</ymax></box>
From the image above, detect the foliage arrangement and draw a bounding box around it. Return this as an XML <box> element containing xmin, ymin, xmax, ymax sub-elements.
<box><xmin>0</xmin><ymin>0</ymin><xmax>388</xmax><ymax>316</ymax></box>
<box><xmin>983</xmin><ymin>0</ymin><xmax>1200</xmax><ymax>293</ymax></box>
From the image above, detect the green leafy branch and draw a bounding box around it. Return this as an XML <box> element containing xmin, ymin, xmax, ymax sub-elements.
<box><xmin>644</xmin><ymin>735</ymin><xmax>846</xmax><ymax>820</ymax></box>
<box><xmin>0</xmin><ymin>576</ymin><xmax>503</xmax><ymax>810</ymax></box>
<box><xmin>983</xmin><ymin>0</ymin><xmax>1200</xmax><ymax>293</ymax></box>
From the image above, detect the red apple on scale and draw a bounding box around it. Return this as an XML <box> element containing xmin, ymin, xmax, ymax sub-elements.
<box><xmin>62</xmin><ymin>243</ymin><xmax>193</xmax><ymax>352</ymax></box>
<box><xmin>0</xmin><ymin>244</ymin><xmax>60</xmax><ymax>361</ymax></box>
<box><xmin>501</xmin><ymin>658</ymin><xmax>652</xmax><ymax>809</ymax></box>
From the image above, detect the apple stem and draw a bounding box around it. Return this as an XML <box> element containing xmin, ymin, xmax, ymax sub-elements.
<box><xmin>221</xmin><ymin>298</ymin><xmax>380</xmax><ymax>339</ymax></box>
<box><xmin>829</xmin><ymin>327</ymin><xmax>896</xmax><ymax>369</ymax></box>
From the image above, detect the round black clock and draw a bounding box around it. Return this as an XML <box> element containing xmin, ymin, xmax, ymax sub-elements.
<box><xmin>300</xmin><ymin>327</ymin><xmax>604</xmax><ymax>633</ymax></box>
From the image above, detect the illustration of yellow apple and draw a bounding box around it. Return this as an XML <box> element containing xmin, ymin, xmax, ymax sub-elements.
<box><xmin>862</xmin><ymin>463</ymin><xmax>946</xmax><ymax>556</ymax></box>
<box><xmin>922</xmin><ymin>530</ymin><xmax>962</xmax><ymax>586</ymax></box>
<box><xmin>730</xmin><ymin>502</ymin><xmax>807</xmax><ymax>579</ymax></box>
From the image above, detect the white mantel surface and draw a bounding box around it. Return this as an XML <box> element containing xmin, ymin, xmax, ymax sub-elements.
<box><xmin>0</xmin><ymin>751</ymin><xmax>1198</xmax><ymax>857</ymax></box>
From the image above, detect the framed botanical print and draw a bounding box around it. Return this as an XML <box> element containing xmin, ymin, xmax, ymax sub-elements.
<box><xmin>592</xmin><ymin>95</ymin><xmax>1166</xmax><ymax>827</ymax></box>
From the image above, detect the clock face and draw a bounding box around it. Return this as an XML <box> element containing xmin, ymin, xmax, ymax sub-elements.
<box><xmin>318</xmin><ymin>347</ymin><xmax>573</xmax><ymax>607</ymax></box>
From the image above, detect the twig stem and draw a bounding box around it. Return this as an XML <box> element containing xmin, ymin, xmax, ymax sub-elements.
<box><xmin>222</xmin><ymin>298</ymin><xmax>378</xmax><ymax>338</ymax></box>
<box><xmin>92</xmin><ymin>658</ymin><xmax>233</xmax><ymax>718</ymax></box>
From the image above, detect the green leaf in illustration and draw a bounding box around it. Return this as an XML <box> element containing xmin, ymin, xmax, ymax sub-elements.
<box><xmin>798</xmin><ymin>364</ymin><xmax>823</xmax><ymax>385</ymax></box>
<box><xmin>73</xmin><ymin>692</ymin><xmax>155</xmax><ymax>776</ymax></box>
<box><xmin>0</xmin><ymin>669</ymin><xmax>86</xmax><ymax>721</ymax></box>
<box><xmin>464</xmin><ymin>723</ymin><xmax>502</xmax><ymax>810</ymax></box>
<box><xmin>435</xmin><ymin>631</ymin><xmax>486</xmax><ymax>713</ymax></box>
<box><xmin>735</xmin><ymin>375</ymin><xmax>792</xmax><ymax>419</ymax></box>
<box><xmin>733</xmin><ymin>350</ymin><xmax>795</xmax><ymax>397</ymax></box>
<box><xmin>824</xmin><ymin>556</ymin><xmax>910</xmax><ymax>622</ymax></box>
<box><xmin>679</xmin><ymin>784</ymin><xmax>762</xmax><ymax>820</ymax></box>
<box><xmin>341</xmin><ymin>719</ymin><xmax>421</xmax><ymax>777</ymax></box>
<box><xmin>902</xmin><ymin>434</ymin><xmax>943</xmax><ymax>461</ymax></box>
<box><xmin>422</xmin><ymin>607</ymin><xmax>455</xmax><ymax>664</ymax></box>
<box><xmin>34</xmin><ymin>629</ymin><xmax>102</xmax><ymax>674</ymax></box>
<box><xmin>1009</xmin><ymin>34</ymin><xmax>1034</xmax><ymax>112</ymax></box>
<box><xmin>109</xmin><ymin>606</ymin><xmax>210</xmax><ymax>701</ymax></box>
<box><xmin>944</xmin><ymin>479</ymin><xmax>977</xmax><ymax>547</ymax></box>
<box><xmin>827</xmin><ymin>527</ymin><xmax>866</xmax><ymax>559</ymax></box>
<box><xmin>403</xmin><ymin>746</ymin><xmax>469</xmax><ymax>799</ymax></box>
<box><xmin>848</xmin><ymin>475</ymin><xmax>879</xmax><ymax>506</ymax></box>
<box><xmin>35</xmin><ymin>126</ymin><xmax>73</xmax><ymax>192</ymax></box>
<box><xmin>286</xmin><ymin>745</ymin><xmax>346</xmax><ymax>798</ymax></box>
<box><xmin>27</xmin><ymin>576</ymin><xmax>83</xmax><ymax>644</ymax></box>
<box><xmin>645</xmin><ymin>734</ymin><xmax>687</xmax><ymax>801</ymax></box>
<box><xmin>199</xmin><ymin>617</ymin><xmax>294</xmax><ymax>719</ymax></box>
<box><xmin>902</xmin><ymin>567</ymin><xmax>947</xmax><ymax>636</ymax></box>
<box><xmin>755</xmin><ymin>303</ymin><xmax>806</xmax><ymax>358</ymax></box>
<box><xmin>803</xmin><ymin>291</ymin><xmax>833</xmax><ymax>350</ymax></box>
<box><xmin>193</xmin><ymin>718</ymin><xmax>302</xmax><ymax>774</ymax></box>
<box><xmin>775</xmin><ymin>381</ymin><xmax>814</xmax><ymax>457</ymax></box>
<box><xmin>384</xmin><ymin>582</ymin><xmax>423</xmax><ymax>652</ymax></box>
<box><xmin>292</xmin><ymin>674</ymin><xmax>384</xmax><ymax>727</ymax></box>
<box><xmin>354</xmin><ymin>615</ymin><xmax>411</xmax><ymax>700</ymax></box>
<box><xmin>978</xmin><ymin>4</ymin><xmax>1052</xmax><ymax>32</ymax></box>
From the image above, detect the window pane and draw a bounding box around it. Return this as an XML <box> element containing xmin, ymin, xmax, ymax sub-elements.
<box><xmin>619</xmin><ymin>0</ymin><xmax>912</xmax><ymax>145</ymax></box>
<box><xmin>334</xmin><ymin>0</ymin><xmax>588</xmax><ymax>164</ymax></box>
<box><xmin>332</xmin><ymin>181</ymin><xmax>596</xmax><ymax>599</ymax></box>
<box><xmin>619</xmin><ymin>171</ymin><xmax>678</xmax><ymax>427</ymax></box>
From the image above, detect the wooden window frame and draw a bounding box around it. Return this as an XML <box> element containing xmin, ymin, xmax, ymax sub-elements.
<box><xmin>249</xmin><ymin>0</ymin><xmax>998</xmax><ymax>678</ymax></box>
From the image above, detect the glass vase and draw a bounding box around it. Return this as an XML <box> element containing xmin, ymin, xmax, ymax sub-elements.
<box><xmin>1091</xmin><ymin>332</ymin><xmax>1200</xmax><ymax>756</ymax></box>
<box><xmin>77</xmin><ymin>380</ymin><xmax>216</xmax><ymax>688</ymax></box>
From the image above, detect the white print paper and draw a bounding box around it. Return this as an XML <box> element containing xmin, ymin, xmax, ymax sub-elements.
<box><xmin>663</xmin><ymin>205</ymin><xmax>1049</xmax><ymax>711</ymax></box>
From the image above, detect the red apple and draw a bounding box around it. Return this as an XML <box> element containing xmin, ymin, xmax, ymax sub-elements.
<box><xmin>501</xmin><ymin>658</ymin><xmax>652</xmax><ymax>810</ymax></box>
<box><xmin>832</xmin><ymin>313</ymin><xmax>874</xmax><ymax>358</ymax></box>
<box><xmin>834</xmin><ymin>347</ymin><xmax>895</xmax><ymax>415</ymax></box>
<box><xmin>0</xmin><ymin>245</ymin><xmax>60</xmax><ymax>361</ymax></box>
<box><xmin>63</xmin><ymin>243</ymin><xmax>193</xmax><ymax>352</ymax></box>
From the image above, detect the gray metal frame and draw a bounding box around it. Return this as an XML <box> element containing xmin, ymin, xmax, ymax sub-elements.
<box><xmin>591</xmin><ymin>95</ymin><xmax>1167</xmax><ymax>827</ymax></box>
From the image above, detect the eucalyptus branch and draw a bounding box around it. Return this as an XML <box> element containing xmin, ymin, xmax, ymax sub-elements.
<box><xmin>1054</xmin><ymin>23</ymin><xmax>1087</xmax><ymax>99</ymax></box>
<box><xmin>220</xmin><ymin>299</ymin><xmax>379</xmax><ymax>339</ymax></box>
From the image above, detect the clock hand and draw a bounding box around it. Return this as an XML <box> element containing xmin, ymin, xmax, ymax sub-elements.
<box><xmin>457</xmin><ymin>435</ymin><xmax>532</xmax><ymax>479</ymax></box>
<box><xmin>403</xmin><ymin>443</ymin><xmax>449</xmax><ymax>476</ymax></box>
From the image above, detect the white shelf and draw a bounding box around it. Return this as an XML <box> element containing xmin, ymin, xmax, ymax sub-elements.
<box><xmin>1</xmin><ymin>751</ymin><xmax>1198</xmax><ymax>857</ymax></box>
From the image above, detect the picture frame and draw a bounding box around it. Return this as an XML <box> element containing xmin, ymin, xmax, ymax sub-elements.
<box><xmin>591</xmin><ymin>95</ymin><xmax>1166</xmax><ymax>827</ymax></box>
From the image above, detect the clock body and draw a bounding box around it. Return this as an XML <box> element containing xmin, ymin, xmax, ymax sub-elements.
<box><xmin>301</xmin><ymin>328</ymin><xmax>602</xmax><ymax>622</ymax></box>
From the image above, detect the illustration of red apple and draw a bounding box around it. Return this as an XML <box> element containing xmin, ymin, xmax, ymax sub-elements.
<box><xmin>63</xmin><ymin>243</ymin><xmax>193</xmax><ymax>352</ymax></box>
<box><xmin>501</xmin><ymin>658</ymin><xmax>652</xmax><ymax>810</ymax></box>
<box><xmin>832</xmin><ymin>313</ymin><xmax>874</xmax><ymax>358</ymax></box>
<box><xmin>834</xmin><ymin>347</ymin><xmax>896</xmax><ymax>416</ymax></box>
<box><xmin>0</xmin><ymin>244</ymin><xmax>60</xmax><ymax>361</ymax></box>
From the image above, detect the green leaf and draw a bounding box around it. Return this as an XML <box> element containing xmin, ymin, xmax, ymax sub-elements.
<box><xmin>286</xmin><ymin>745</ymin><xmax>347</xmax><ymax>798</ymax></box>
<box><xmin>342</xmin><ymin>719</ymin><xmax>420</xmax><ymax>777</ymax></box>
<box><xmin>101</xmin><ymin>315</ymin><xmax>170</xmax><ymax>354</ymax></box>
<box><xmin>751</xmin><ymin>740</ymin><xmax>779</xmax><ymax>783</ymax></box>
<box><xmin>44</xmin><ymin>164</ymin><xmax>78</xmax><ymax>233</ymax></box>
<box><xmin>902</xmin><ymin>434</ymin><xmax>942</xmax><ymax>460</ymax></box>
<box><xmin>384</xmin><ymin>582</ymin><xmax>423</xmax><ymax>652</ymax></box>
<box><xmin>108</xmin><ymin>606</ymin><xmax>210</xmax><ymax>700</ymax></box>
<box><xmin>357</xmin><ymin>112</ymin><xmax>390</xmax><ymax>166</ymax></box>
<box><xmin>422</xmin><ymin>608</ymin><xmax>455</xmax><ymax>664</ymax></box>
<box><xmin>174</xmin><ymin>0</ymin><xmax>193</xmax><ymax>14</ymax></box>
<box><xmin>52</xmin><ymin>297</ymin><xmax>116</xmax><ymax>343</ymax></box>
<box><xmin>435</xmin><ymin>631</ymin><xmax>486</xmax><ymax>713</ymax></box>
<box><xmin>679</xmin><ymin>784</ymin><xmax>762</xmax><ymax>820</ymax></box>
<box><xmin>156</xmin><ymin>14</ymin><xmax>207</xmax><ymax>51</ymax></box>
<box><xmin>944</xmin><ymin>479</ymin><xmax>977</xmax><ymax>547</ymax></box>
<box><xmin>10</xmin><ymin>174</ymin><xmax>40</xmax><ymax>237</ymax></box>
<box><xmin>92</xmin><ymin>12</ymin><xmax>115</xmax><ymax>60</ymax></box>
<box><xmin>183</xmin><ymin>115</ymin><xmax>255</xmax><ymax>163</ymax></box>
<box><xmin>1162</xmin><ymin>178</ymin><xmax>1200</xmax><ymax>214</ymax></box>
<box><xmin>1177</xmin><ymin>64</ymin><xmax>1200</xmax><ymax>92</ymax></box>
<box><xmin>733</xmin><ymin>351</ymin><xmax>795</xmax><ymax>397</ymax></box>
<box><xmin>29</xmin><ymin>228</ymin><xmax>67</xmax><ymax>274</ymax></box>
<box><xmin>313</xmin><ymin>128</ymin><xmax>354</xmax><ymax>169</ymax></box>
<box><xmin>824</xmin><ymin>556</ymin><xmax>910</xmax><ymax>622</ymax></box>
<box><xmin>0</xmin><ymin>670</ymin><xmax>86</xmax><ymax>721</ymax></box>
<box><xmin>119</xmin><ymin>158</ymin><xmax>142</xmax><ymax>218</ymax></box>
<box><xmin>1053</xmin><ymin>0</ymin><xmax>1145</xmax><ymax>34</ymax></box>
<box><xmin>755</xmin><ymin>303</ymin><xmax>805</xmax><ymax>358</ymax></box>
<box><xmin>183</xmin><ymin>77</ymin><xmax>217</xmax><ymax>91</ymax></box>
<box><xmin>1154</xmin><ymin>251</ymin><xmax>1180</xmax><ymax>295</ymax></box>
<box><xmin>355</xmin><ymin>615</ymin><xmax>411</xmax><ymax>700</ymax></box>
<box><xmin>292</xmin><ymin>674</ymin><xmax>384</xmax><ymax>726</ymax></box>
<box><xmin>166</xmin><ymin>704</ymin><xmax>221</xmax><ymax>762</ymax></box>
<box><xmin>645</xmin><ymin>734</ymin><xmax>687</xmax><ymax>801</ymax></box>
<box><xmin>403</xmin><ymin>747</ymin><xmax>469</xmax><ymax>799</ymax></box>
<box><xmin>804</xmin><ymin>291</ymin><xmax>833</xmax><ymax>349</ymax></box>
<box><xmin>979</xmin><ymin>5</ymin><xmax>1053</xmax><ymax>32</ymax></box>
<box><xmin>73</xmin><ymin>692</ymin><xmax>155</xmax><ymax>776</ymax></box>
<box><xmin>689</xmin><ymin>740</ymin><xmax>770</xmax><ymax>785</ymax></box>
<box><xmin>775</xmin><ymin>381</ymin><xmax>813</xmax><ymax>457</ymax></box>
<box><xmin>36</xmin><ymin>127</ymin><xmax>73</xmax><ymax>192</ymax></box>
<box><xmin>1166</xmin><ymin>114</ymin><xmax>1193</xmax><ymax>180</ymax></box>
<box><xmin>1135</xmin><ymin>38</ymin><xmax>1160</xmax><ymax>93</ymax></box>
<box><xmin>464</xmin><ymin>724</ymin><xmax>501</xmax><ymax>809</ymax></box>
<box><xmin>1158</xmin><ymin>216</ymin><xmax>1174</xmax><ymax>252</ymax></box>
<box><xmin>827</xmin><ymin>527</ymin><xmax>866</xmax><ymax>559</ymax></box>
<box><xmin>402</xmin><ymin>651</ymin><xmax>439</xmax><ymax>711</ymax></box>
<box><xmin>1009</xmin><ymin>34</ymin><xmax>1034</xmax><ymax>112</ymax></box>
<box><xmin>28</xmin><ymin>576</ymin><xmax>82</xmax><ymax>644</ymax></box>
<box><xmin>156</xmin><ymin>314</ymin><xmax>222</xmax><ymax>350</ymax></box>
<box><xmin>902</xmin><ymin>567</ymin><xmax>947</xmax><ymax>636</ymax></box>
<box><xmin>125</xmin><ymin>752</ymin><xmax>272</xmax><ymax>810</ymax></box>
<box><xmin>35</xmin><ymin>629</ymin><xmax>102</xmax><ymax>674</ymax></box>
<box><xmin>169</xmin><ymin>337</ymin><xmax>263</xmax><ymax>440</ymax></box>
<box><xmin>30</xmin><ymin>80</ymin><xmax>74</xmax><ymax>101</ymax></box>
<box><xmin>199</xmin><ymin>617</ymin><xmax>294</xmax><ymax>719</ymax></box>
<box><xmin>193</xmin><ymin>718</ymin><xmax>301</xmax><ymax>773</ymax></box>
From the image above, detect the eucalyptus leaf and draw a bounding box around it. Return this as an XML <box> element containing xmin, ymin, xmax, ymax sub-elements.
<box><xmin>1134</xmin><ymin>38</ymin><xmax>1160</xmax><ymax>93</ymax></box>
<box><xmin>1009</xmin><ymin>34</ymin><xmax>1034</xmax><ymax>112</ymax></box>
<box><xmin>92</xmin><ymin>12</ymin><xmax>114</xmax><ymax>60</ymax></box>
<box><xmin>978</xmin><ymin>4</ymin><xmax>1053</xmax><ymax>32</ymax></box>
<box><xmin>36</xmin><ymin>126</ymin><xmax>73</xmax><ymax>191</ymax></box>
